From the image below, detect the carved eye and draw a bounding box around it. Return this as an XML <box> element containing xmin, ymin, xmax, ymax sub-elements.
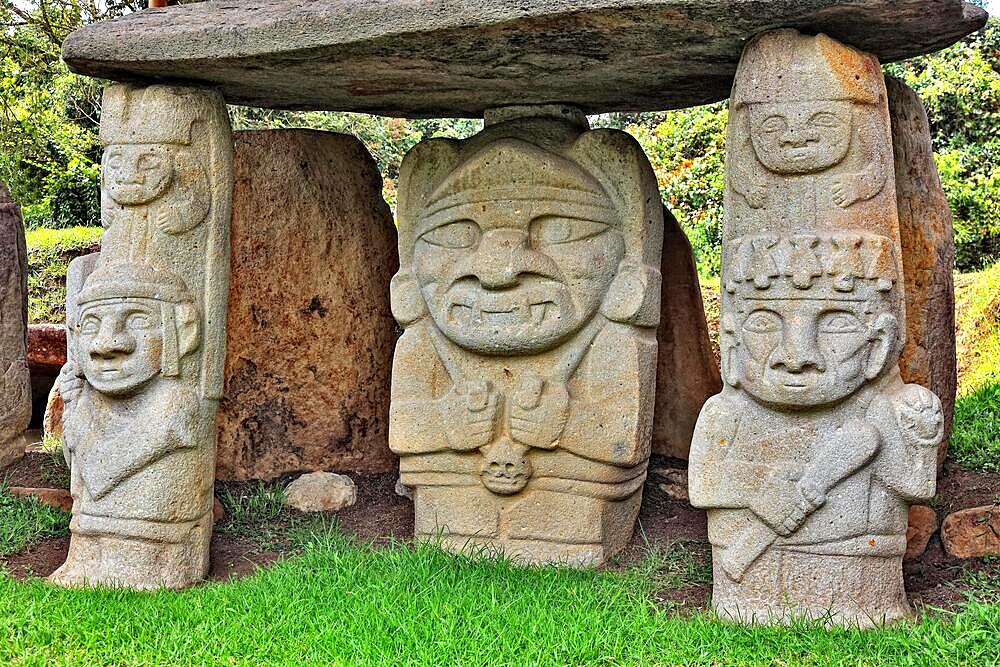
<box><xmin>743</xmin><ymin>311</ymin><xmax>781</xmax><ymax>334</ymax></box>
<box><xmin>137</xmin><ymin>154</ymin><xmax>164</xmax><ymax>171</ymax></box>
<box><xmin>80</xmin><ymin>316</ymin><xmax>100</xmax><ymax>336</ymax></box>
<box><xmin>106</xmin><ymin>153</ymin><xmax>123</xmax><ymax>170</ymax></box>
<box><xmin>419</xmin><ymin>221</ymin><xmax>481</xmax><ymax>249</ymax></box>
<box><xmin>531</xmin><ymin>216</ymin><xmax>608</xmax><ymax>246</ymax></box>
<box><xmin>126</xmin><ymin>312</ymin><xmax>153</xmax><ymax>331</ymax></box>
<box><xmin>819</xmin><ymin>312</ymin><xmax>861</xmax><ymax>333</ymax></box>
<box><xmin>809</xmin><ymin>112</ymin><xmax>843</xmax><ymax>129</ymax></box>
<box><xmin>760</xmin><ymin>116</ymin><xmax>787</xmax><ymax>134</ymax></box>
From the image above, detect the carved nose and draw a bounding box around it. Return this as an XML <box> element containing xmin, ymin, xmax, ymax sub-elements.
<box><xmin>91</xmin><ymin>324</ymin><xmax>136</xmax><ymax>358</ymax></box>
<box><xmin>473</xmin><ymin>229</ymin><xmax>537</xmax><ymax>289</ymax></box>
<box><xmin>772</xmin><ymin>323</ymin><xmax>825</xmax><ymax>373</ymax></box>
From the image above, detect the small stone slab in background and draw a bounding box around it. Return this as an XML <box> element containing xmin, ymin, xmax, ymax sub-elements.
<box><xmin>8</xmin><ymin>487</ymin><xmax>73</xmax><ymax>512</ymax></box>
<box><xmin>61</xmin><ymin>0</ymin><xmax>987</xmax><ymax>117</ymax></box>
<box><xmin>284</xmin><ymin>472</ymin><xmax>358</xmax><ymax>513</ymax></box>
<box><xmin>904</xmin><ymin>505</ymin><xmax>938</xmax><ymax>561</ymax></box>
<box><xmin>942</xmin><ymin>505</ymin><xmax>1000</xmax><ymax>559</ymax></box>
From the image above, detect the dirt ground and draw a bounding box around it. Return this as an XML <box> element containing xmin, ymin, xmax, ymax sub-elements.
<box><xmin>3</xmin><ymin>453</ymin><xmax>998</xmax><ymax>613</ymax></box>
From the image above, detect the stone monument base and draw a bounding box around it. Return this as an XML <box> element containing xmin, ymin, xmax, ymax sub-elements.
<box><xmin>49</xmin><ymin>516</ymin><xmax>211</xmax><ymax>590</ymax></box>
<box><xmin>412</xmin><ymin>486</ymin><xmax>641</xmax><ymax>567</ymax></box>
<box><xmin>711</xmin><ymin>550</ymin><xmax>911</xmax><ymax>629</ymax></box>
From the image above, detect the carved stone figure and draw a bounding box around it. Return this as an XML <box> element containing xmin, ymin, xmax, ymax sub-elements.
<box><xmin>390</xmin><ymin>105</ymin><xmax>662</xmax><ymax>566</ymax></box>
<box><xmin>51</xmin><ymin>84</ymin><xmax>232</xmax><ymax>589</ymax></box>
<box><xmin>690</xmin><ymin>30</ymin><xmax>943</xmax><ymax>627</ymax></box>
<box><xmin>0</xmin><ymin>184</ymin><xmax>31</xmax><ymax>468</ymax></box>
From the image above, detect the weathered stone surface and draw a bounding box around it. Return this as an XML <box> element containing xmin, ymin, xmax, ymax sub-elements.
<box><xmin>941</xmin><ymin>505</ymin><xmax>1000</xmax><ymax>559</ymax></box>
<box><xmin>61</xmin><ymin>1</ymin><xmax>986</xmax><ymax>118</ymax></box>
<box><xmin>43</xmin><ymin>383</ymin><xmax>64</xmax><ymax>439</ymax></box>
<box><xmin>9</xmin><ymin>487</ymin><xmax>73</xmax><ymax>512</ymax></box>
<box><xmin>690</xmin><ymin>31</ymin><xmax>943</xmax><ymax>628</ymax></box>
<box><xmin>652</xmin><ymin>467</ymin><xmax>689</xmax><ymax>501</ymax></box>
<box><xmin>653</xmin><ymin>209</ymin><xmax>722</xmax><ymax>458</ymax></box>
<box><xmin>51</xmin><ymin>84</ymin><xmax>233</xmax><ymax>590</ymax></box>
<box><xmin>0</xmin><ymin>184</ymin><xmax>31</xmax><ymax>470</ymax></box>
<box><xmin>217</xmin><ymin>129</ymin><xmax>397</xmax><ymax>481</ymax></box>
<box><xmin>390</xmin><ymin>105</ymin><xmax>662</xmax><ymax>566</ymax></box>
<box><xmin>27</xmin><ymin>324</ymin><xmax>67</xmax><ymax>375</ymax></box>
<box><xmin>283</xmin><ymin>472</ymin><xmax>357</xmax><ymax>513</ymax></box>
<box><xmin>887</xmin><ymin>76</ymin><xmax>958</xmax><ymax>467</ymax></box>
<box><xmin>904</xmin><ymin>505</ymin><xmax>938</xmax><ymax>561</ymax></box>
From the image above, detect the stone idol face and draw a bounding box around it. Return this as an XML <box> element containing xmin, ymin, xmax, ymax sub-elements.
<box><xmin>51</xmin><ymin>84</ymin><xmax>233</xmax><ymax>590</ymax></box>
<box><xmin>0</xmin><ymin>185</ymin><xmax>31</xmax><ymax>468</ymax></box>
<box><xmin>390</xmin><ymin>106</ymin><xmax>663</xmax><ymax>565</ymax></box>
<box><xmin>689</xmin><ymin>31</ymin><xmax>944</xmax><ymax>628</ymax></box>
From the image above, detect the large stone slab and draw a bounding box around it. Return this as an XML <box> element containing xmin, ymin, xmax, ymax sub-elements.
<box><xmin>51</xmin><ymin>84</ymin><xmax>233</xmax><ymax>590</ymax></box>
<box><xmin>0</xmin><ymin>184</ymin><xmax>30</xmax><ymax>469</ymax></box>
<box><xmin>61</xmin><ymin>0</ymin><xmax>986</xmax><ymax>117</ymax></box>
<box><xmin>390</xmin><ymin>105</ymin><xmax>662</xmax><ymax>565</ymax></box>
<box><xmin>653</xmin><ymin>208</ymin><xmax>721</xmax><ymax>459</ymax></box>
<box><xmin>887</xmin><ymin>76</ymin><xmax>958</xmax><ymax>468</ymax></box>
<box><xmin>217</xmin><ymin>129</ymin><xmax>397</xmax><ymax>481</ymax></box>
<box><xmin>690</xmin><ymin>30</ymin><xmax>944</xmax><ymax>628</ymax></box>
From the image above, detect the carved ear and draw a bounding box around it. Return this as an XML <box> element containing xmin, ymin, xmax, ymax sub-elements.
<box><xmin>720</xmin><ymin>314</ymin><xmax>742</xmax><ymax>387</ymax></box>
<box><xmin>174</xmin><ymin>303</ymin><xmax>202</xmax><ymax>359</ymax></box>
<box><xmin>865</xmin><ymin>313</ymin><xmax>899</xmax><ymax>380</ymax></box>
<box><xmin>600</xmin><ymin>262</ymin><xmax>660</xmax><ymax>327</ymax></box>
<box><xmin>390</xmin><ymin>271</ymin><xmax>426</xmax><ymax>326</ymax></box>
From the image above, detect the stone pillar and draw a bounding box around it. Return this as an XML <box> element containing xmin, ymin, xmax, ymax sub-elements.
<box><xmin>217</xmin><ymin>129</ymin><xmax>397</xmax><ymax>480</ymax></box>
<box><xmin>689</xmin><ymin>30</ymin><xmax>943</xmax><ymax>627</ymax></box>
<box><xmin>0</xmin><ymin>184</ymin><xmax>31</xmax><ymax>468</ymax></box>
<box><xmin>51</xmin><ymin>84</ymin><xmax>233</xmax><ymax>590</ymax></box>
<box><xmin>652</xmin><ymin>207</ymin><xmax>722</xmax><ymax>459</ymax></box>
<box><xmin>887</xmin><ymin>75</ymin><xmax>957</xmax><ymax>467</ymax></box>
<box><xmin>389</xmin><ymin>105</ymin><xmax>662</xmax><ymax>566</ymax></box>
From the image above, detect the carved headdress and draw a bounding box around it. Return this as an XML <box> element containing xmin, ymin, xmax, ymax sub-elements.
<box><xmin>100</xmin><ymin>84</ymin><xmax>210</xmax><ymax>146</ymax></box>
<box><xmin>391</xmin><ymin>105</ymin><xmax>664</xmax><ymax>328</ymax></box>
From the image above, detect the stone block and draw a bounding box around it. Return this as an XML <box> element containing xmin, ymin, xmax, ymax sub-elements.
<box><xmin>390</xmin><ymin>105</ymin><xmax>661</xmax><ymax>566</ymax></box>
<box><xmin>60</xmin><ymin>1</ymin><xmax>985</xmax><ymax>117</ymax></box>
<box><xmin>941</xmin><ymin>505</ymin><xmax>1000</xmax><ymax>559</ymax></box>
<box><xmin>217</xmin><ymin>129</ymin><xmax>397</xmax><ymax>481</ymax></box>
<box><xmin>653</xmin><ymin>208</ymin><xmax>722</xmax><ymax>459</ymax></box>
<box><xmin>904</xmin><ymin>505</ymin><xmax>938</xmax><ymax>561</ymax></box>
<box><xmin>690</xmin><ymin>30</ymin><xmax>944</xmax><ymax>628</ymax></box>
<box><xmin>0</xmin><ymin>184</ymin><xmax>30</xmax><ymax>469</ymax></box>
<box><xmin>887</xmin><ymin>76</ymin><xmax>958</xmax><ymax>467</ymax></box>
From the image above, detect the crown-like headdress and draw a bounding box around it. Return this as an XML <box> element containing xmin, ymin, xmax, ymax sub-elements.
<box><xmin>100</xmin><ymin>84</ymin><xmax>206</xmax><ymax>146</ymax></box>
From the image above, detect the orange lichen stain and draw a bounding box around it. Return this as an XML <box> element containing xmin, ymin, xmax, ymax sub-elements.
<box><xmin>719</xmin><ymin>438</ymin><xmax>727</xmax><ymax>446</ymax></box>
<box><xmin>868</xmin><ymin>538</ymin><xmax>877</xmax><ymax>547</ymax></box>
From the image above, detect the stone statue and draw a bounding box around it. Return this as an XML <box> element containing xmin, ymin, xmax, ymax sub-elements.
<box><xmin>0</xmin><ymin>184</ymin><xmax>30</xmax><ymax>468</ymax></box>
<box><xmin>690</xmin><ymin>30</ymin><xmax>943</xmax><ymax>627</ymax></box>
<box><xmin>51</xmin><ymin>84</ymin><xmax>232</xmax><ymax>589</ymax></box>
<box><xmin>389</xmin><ymin>105</ymin><xmax>663</xmax><ymax>566</ymax></box>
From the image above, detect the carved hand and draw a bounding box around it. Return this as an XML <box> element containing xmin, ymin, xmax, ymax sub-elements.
<box><xmin>510</xmin><ymin>373</ymin><xmax>569</xmax><ymax>450</ymax></box>
<box><xmin>893</xmin><ymin>385</ymin><xmax>944</xmax><ymax>446</ymax></box>
<box><xmin>831</xmin><ymin>173</ymin><xmax>863</xmax><ymax>208</ymax></box>
<box><xmin>57</xmin><ymin>362</ymin><xmax>86</xmax><ymax>405</ymax></box>
<box><xmin>743</xmin><ymin>182</ymin><xmax>768</xmax><ymax>209</ymax></box>
<box><xmin>438</xmin><ymin>380</ymin><xmax>501</xmax><ymax>451</ymax></box>
<box><xmin>750</xmin><ymin>470</ymin><xmax>824</xmax><ymax>537</ymax></box>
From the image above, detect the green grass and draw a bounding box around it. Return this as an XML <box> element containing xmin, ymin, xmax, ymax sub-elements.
<box><xmin>0</xmin><ymin>525</ymin><xmax>998</xmax><ymax>666</ymax></box>
<box><xmin>951</xmin><ymin>381</ymin><xmax>1000</xmax><ymax>472</ymax></box>
<box><xmin>25</xmin><ymin>225</ymin><xmax>103</xmax><ymax>324</ymax></box>
<box><xmin>0</xmin><ymin>484</ymin><xmax>70</xmax><ymax>558</ymax></box>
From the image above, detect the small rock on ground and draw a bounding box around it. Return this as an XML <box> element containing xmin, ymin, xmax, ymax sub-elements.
<box><xmin>905</xmin><ymin>505</ymin><xmax>938</xmax><ymax>560</ymax></box>
<box><xmin>941</xmin><ymin>504</ymin><xmax>1000</xmax><ymax>559</ymax></box>
<box><xmin>283</xmin><ymin>471</ymin><xmax>357</xmax><ymax>513</ymax></box>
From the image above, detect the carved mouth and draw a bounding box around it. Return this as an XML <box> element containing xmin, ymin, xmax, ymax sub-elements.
<box><xmin>447</xmin><ymin>292</ymin><xmax>560</xmax><ymax>330</ymax></box>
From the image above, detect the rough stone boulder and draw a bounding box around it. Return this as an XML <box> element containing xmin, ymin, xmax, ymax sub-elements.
<box><xmin>283</xmin><ymin>472</ymin><xmax>357</xmax><ymax>513</ymax></box>
<box><xmin>27</xmin><ymin>324</ymin><xmax>67</xmax><ymax>376</ymax></box>
<box><xmin>904</xmin><ymin>505</ymin><xmax>938</xmax><ymax>561</ymax></box>
<box><xmin>887</xmin><ymin>76</ymin><xmax>958</xmax><ymax>466</ymax></box>
<box><xmin>61</xmin><ymin>0</ymin><xmax>986</xmax><ymax>117</ymax></box>
<box><xmin>941</xmin><ymin>505</ymin><xmax>1000</xmax><ymax>559</ymax></box>
<box><xmin>0</xmin><ymin>183</ymin><xmax>30</xmax><ymax>469</ymax></box>
<box><xmin>217</xmin><ymin>129</ymin><xmax>397</xmax><ymax>481</ymax></box>
<box><xmin>653</xmin><ymin>208</ymin><xmax>721</xmax><ymax>459</ymax></box>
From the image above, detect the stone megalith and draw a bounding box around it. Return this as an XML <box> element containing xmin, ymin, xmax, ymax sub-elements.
<box><xmin>389</xmin><ymin>105</ymin><xmax>663</xmax><ymax>566</ymax></box>
<box><xmin>50</xmin><ymin>84</ymin><xmax>233</xmax><ymax>589</ymax></box>
<box><xmin>0</xmin><ymin>184</ymin><xmax>31</xmax><ymax>468</ymax></box>
<box><xmin>886</xmin><ymin>75</ymin><xmax>957</xmax><ymax>466</ymax></box>
<box><xmin>217</xmin><ymin>129</ymin><xmax>397</xmax><ymax>480</ymax></box>
<box><xmin>689</xmin><ymin>30</ymin><xmax>943</xmax><ymax>627</ymax></box>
